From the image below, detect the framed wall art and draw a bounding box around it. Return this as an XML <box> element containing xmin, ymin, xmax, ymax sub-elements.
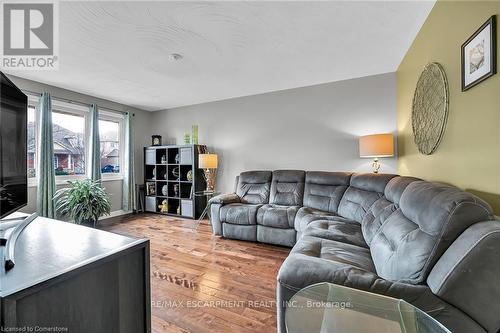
<box><xmin>461</xmin><ymin>16</ymin><xmax>496</xmax><ymax>91</ymax></box>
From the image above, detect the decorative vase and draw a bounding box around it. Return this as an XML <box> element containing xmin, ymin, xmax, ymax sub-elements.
<box><xmin>175</xmin><ymin>153</ymin><xmax>180</xmax><ymax>164</ymax></box>
<box><xmin>162</xmin><ymin>185</ymin><xmax>168</xmax><ymax>196</ymax></box>
<box><xmin>184</xmin><ymin>133</ymin><xmax>191</xmax><ymax>144</ymax></box>
<box><xmin>191</xmin><ymin>125</ymin><xmax>198</xmax><ymax>144</ymax></box>
<box><xmin>186</xmin><ymin>170</ymin><xmax>193</xmax><ymax>181</ymax></box>
<box><xmin>152</xmin><ymin>167</ymin><xmax>156</xmax><ymax>180</ymax></box>
<box><xmin>173</xmin><ymin>184</ymin><xmax>179</xmax><ymax>197</ymax></box>
<box><xmin>161</xmin><ymin>155</ymin><xmax>166</xmax><ymax>164</ymax></box>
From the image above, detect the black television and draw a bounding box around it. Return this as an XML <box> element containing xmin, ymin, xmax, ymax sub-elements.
<box><xmin>0</xmin><ymin>72</ymin><xmax>28</xmax><ymax>219</ymax></box>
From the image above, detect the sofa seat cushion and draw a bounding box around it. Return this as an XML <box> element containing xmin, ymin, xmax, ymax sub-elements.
<box><xmin>257</xmin><ymin>204</ymin><xmax>299</xmax><ymax>229</ymax></box>
<box><xmin>220</xmin><ymin>203</ymin><xmax>262</xmax><ymax>225</ymax></box>
<box><xmin>289</xmin><ymin>236</ymin><xmax>374</xmax><ymax>275</ymax></box>
<box><xmin>294</xmin><ymin>207</ymin><xmax>337</xmax><ymax>232</ymax></box>
<box><xmin>303</xmin><ymin>220</ymin><xmax>368</xmax><ymax>248</ymax></box>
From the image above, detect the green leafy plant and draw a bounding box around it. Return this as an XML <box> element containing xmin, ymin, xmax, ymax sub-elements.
<box><xmin>54</xmin><ymin>179</ymin><xmax>111</xmax><ymax>226</ymax></box>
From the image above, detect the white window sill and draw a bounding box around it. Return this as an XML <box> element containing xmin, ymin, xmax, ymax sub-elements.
<box><xmin>101</xmin><ymin>174</ymin><xmax>124</xmax><ymax>182</ymax></box>
<box><xmin>28</xmin><ymin>175</ymin><xmax>124</xmax><ymax>188</ymax></box>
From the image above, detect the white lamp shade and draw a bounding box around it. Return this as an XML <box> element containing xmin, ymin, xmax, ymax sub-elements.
<box><xmin>359</xmin><ymin>134</ymin><xmax>394</xmax><ymax>158</ymax></box>
<box><xmin>199</xmin><ymin>153</ymin><xmax>218</xmax><ymax>169</ymax></box>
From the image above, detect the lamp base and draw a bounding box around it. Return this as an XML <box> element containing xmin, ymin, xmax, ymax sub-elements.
<box><xmin>371</xmin><ymin>158</ymin><xmax>381</xmax><ymax>174</ymax></box>
<box><xmin>202</xmin><ymin>169</ymin><xmax>217</xmax><ymax>192</ymax></box>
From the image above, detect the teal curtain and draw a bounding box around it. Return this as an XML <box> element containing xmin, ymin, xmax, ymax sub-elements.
<box><xmin>36</xmin><ymin>93</ymin><xmax>56</xmax><ymax>218</ymax></box>
<box><xmin>87</xmin><ymin>104</ymin><xmax>101</xmax><ymax>181</ymax></box>
<box><xmin>122</xmin><ymin>112</ymin><xmax>135</xmax><ymax>211</ymax></box>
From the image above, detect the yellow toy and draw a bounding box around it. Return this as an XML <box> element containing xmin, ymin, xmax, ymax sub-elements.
<box><xmin>158</xmin><ymin>200</ymin><xmax>168</xmax><ymax>213</ymax></box>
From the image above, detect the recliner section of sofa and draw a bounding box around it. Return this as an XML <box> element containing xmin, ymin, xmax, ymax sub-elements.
<box><xmin>211</xmin><ymin>170</ymin><xmax>305</xmax><ymax>247</ymax></box>
<box><xmin>256</xmin><ymin>170</ymin><xmax>305</xmax><ymax>246</ymax></box>
<box><xmin>209</xmin><ymin>170</ymin><xmax>497</xmax><ymax>333</ymax></box>
<box><xmin>211</xmin><ymin>170</ymin><xmax>272</xmax><ymax>242</ymax></box>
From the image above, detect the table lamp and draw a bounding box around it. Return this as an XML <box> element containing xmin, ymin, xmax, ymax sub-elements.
<box><xmin>199</xmin><ymin>153</ymin><xmax>218</xmax><ymax>192</ymax></box>
<box><xmin>359</xmin><ymin>134</ymin><xmax>394</xmax><ymax>173</ymax></box>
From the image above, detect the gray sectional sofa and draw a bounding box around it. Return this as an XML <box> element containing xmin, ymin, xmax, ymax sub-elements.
<box><xmin>209</xmin><ymin>170</ymin><xmax>500</xmax><ymax>333</ymax></box>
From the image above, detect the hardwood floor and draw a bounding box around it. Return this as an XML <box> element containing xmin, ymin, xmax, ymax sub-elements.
<box><xmin>101</xmin><ymin>214</ymin><xmax>290</xmax><ymax>333</ymax></box>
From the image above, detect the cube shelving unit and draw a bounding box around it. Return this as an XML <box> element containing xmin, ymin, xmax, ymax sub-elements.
<box><xmin>144</xmin><ymin>144</ymin><xmax>207</xmax><ymax>219</ymax></box>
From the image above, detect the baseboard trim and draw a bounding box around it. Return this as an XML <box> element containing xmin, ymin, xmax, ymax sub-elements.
<box><xmin>100</xmin><ymin>210</ymin><xmax>132</xmax><ymax>221</ymax></box>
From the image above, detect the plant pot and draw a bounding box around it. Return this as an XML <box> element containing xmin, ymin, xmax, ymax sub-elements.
<box><xmin>79</xmin><ymin>218</ymin><xmax>98</xmax><ymax>228</ymax></box>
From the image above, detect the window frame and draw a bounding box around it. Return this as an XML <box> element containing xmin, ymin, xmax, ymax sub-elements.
<box><xmin>98</xmin><ymin>109</ymin><xmax>125</xmax><ymax>181</ymax></box>
<box><xmin>27</xmin><ymin>95</ymin><xmax>125</xmax><ymax>186</ymax></box>
<box><xmin>51</xmin><ymin>101</ymin><xmax>89</xmax><ymax>184</ymax></box>
<box><xmin>27</xmin><ymin>102</ymin><xmax>38</xmax><ymax>185</ymax></box>
<box><xmin>27</xmin><ymin>96</ymin><xmax>39</xmax><ymax>187</ymax></box>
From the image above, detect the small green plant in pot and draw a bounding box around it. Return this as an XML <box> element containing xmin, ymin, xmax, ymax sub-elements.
<box><xmin>54</xmin><ymin>179</ymin><xmax>111</xmax><ymax>227</ymax></box>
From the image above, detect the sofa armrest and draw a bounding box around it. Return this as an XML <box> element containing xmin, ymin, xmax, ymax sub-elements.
<box><xmin>209</xmin><ymin>193</ymin><xmax>240</xmax><ymax>205</ymax></box>
<box><xmin>208</xmin><ymin>194</ymin><xmax>240</xmax><ymax>236</ymax></box>
<box><xmin>427</xmin><ymin>220</ymin><xmax>500</xmax><ymax>333</ymax></box>
<box><xmin>210</xmin><ymin>203</ymin><xmax>223</xmax><ymax>236</ymax></box>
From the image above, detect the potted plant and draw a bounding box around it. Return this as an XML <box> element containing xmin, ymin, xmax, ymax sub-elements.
<box><xmin>54</xmin><ymin>179</ymin><xmax>111</xmax><ymax>227</ymax></box>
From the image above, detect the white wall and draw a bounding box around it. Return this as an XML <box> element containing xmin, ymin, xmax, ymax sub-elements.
<box><xmin>150</xmin><ymin>73</ymin><xmax>398</xmax><ymax>193</ymax></box>
<box><xmin>6</xmin><ymin>75</ymin><xmax>151</xmax><ymax>214</ymax></box>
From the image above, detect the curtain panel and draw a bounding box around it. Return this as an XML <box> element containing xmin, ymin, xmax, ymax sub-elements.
<box><xmin>87</xmin><ymin>104</ymin><xmax>101</xmax><ymax>181</ymax></box>
<box><xmin>36</xmin><ymin>92</ymin><xmax>56</xmax><ymax>218</ymax></box>
<box><xmin>122</xmin><ymin>113</ymin><xmax>135</xmax><ymax>211</ymax></box>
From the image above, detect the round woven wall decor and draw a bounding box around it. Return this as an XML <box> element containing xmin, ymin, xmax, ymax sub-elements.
<box><xmin>412</xmin><ymin>62</ymin><xmax>449</xmax><ymax>155</ymax></box>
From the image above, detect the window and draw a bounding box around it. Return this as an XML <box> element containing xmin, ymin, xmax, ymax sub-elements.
<box><xmin>99</xmin><ymin>119</ymin><xmax>121</xmax><ymax>174</ymax></box>
<box><xmin>27</xmin><ymin>97</ymin><xmax>124</xmax><ymax>185</ymax></box>
<box><xmin>52</xmin><ymin>111</ymin><xmax>86</xmax><ymax>176</ymax></box>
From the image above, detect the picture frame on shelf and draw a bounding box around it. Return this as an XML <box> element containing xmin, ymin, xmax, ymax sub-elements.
<box><xmin>151</xmin><ymin>135</ymin><xmax>162</xmax><ymax>146</ymax></box>
<box><xmin>146</xmin><ymin>182</ymin><xmax>156</xmax><ymax>196</ymax></box>
<box><xmin>461</xmin><ymin>15</ymin><xmax>496</xmax><ymax>91</ymax></box>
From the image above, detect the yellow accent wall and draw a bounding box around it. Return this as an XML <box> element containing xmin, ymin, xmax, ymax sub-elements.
<box><xmin>397</xmin><ymin>1</ymin><xmax>500</xmax><ymax>214</ymax></box>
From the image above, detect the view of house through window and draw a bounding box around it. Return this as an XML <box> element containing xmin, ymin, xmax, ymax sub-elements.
<box><xmin>27</xmin><ymin>103</ymin><xmax>123</xmax><ymax>181</ymax></box>
<box><xmin>99</xmin><ymin>119</ymin><xmax>121</xmax><ymax>174</ymax></box>
<box><xmin>52</xmin><ymin>112</ymin><xmax>86</xmax><ymax>176</ymax></box>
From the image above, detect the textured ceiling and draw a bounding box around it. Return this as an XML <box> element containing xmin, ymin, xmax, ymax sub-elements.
<box><xmin>6</xmin><ymin>1</ymin><xmax>435</xmax><ymax>111</ymax></box>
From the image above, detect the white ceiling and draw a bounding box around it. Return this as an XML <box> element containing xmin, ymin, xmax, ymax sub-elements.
<box><xmin>6</xmin><ymin>1</ymin><xmax>435</xmax><ymax>111</ymax></box>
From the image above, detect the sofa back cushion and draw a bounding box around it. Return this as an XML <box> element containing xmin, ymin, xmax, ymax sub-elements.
<box><xmin>269</xmin><ymin>170</ymin><xmax>305</xmax><ymax>206</ymax></box>
<box><xmin>337</xmin><ymin>173</ymin><xmax>397</xmax><ymax>223</ymax></box>
<box><xmin>369</xmin><ymin>181</ymin><xmax>493</xmax><ymax>284</ymax></box>
<box><xmin>303</xmin><ymin>172</ymin><xmax>352</xmax><ymax>213</ymax></box>
<box><xmin>362</xmin><ymin>176</ymin><xmax>421</xmax><ymax>245</ymax></box>
<box><xmin>236</xmin><ymin>171</ymin><xmax>272</xmax><ymax>204</ymax></box>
